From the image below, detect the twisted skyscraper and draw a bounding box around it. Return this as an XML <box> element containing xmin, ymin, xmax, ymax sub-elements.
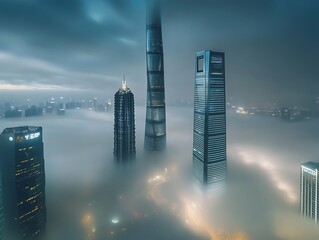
<box><xmin>144</xmin><ymin>0</ymin><xmax>166</xmax><ymax>151</ymax></box>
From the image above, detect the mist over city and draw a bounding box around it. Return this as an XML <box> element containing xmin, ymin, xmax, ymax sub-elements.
<box><xmin>1</xmin><ymin>107</ymin><xmax>319</xmax><ymax>239</ymax></box>
<box><xmin>0</xmin><ymin>0</ymin><xmax>319</xmax><ymax>240</ymax></box>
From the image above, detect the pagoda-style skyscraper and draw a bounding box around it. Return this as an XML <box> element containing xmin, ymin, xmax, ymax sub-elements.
<box><xmin>144</xmin><ymin>0</ymin><xmax>166</xmax><ymax>151</ymax></box>
<box><xmin>114</xmin><ymin>79</ymin><xmax>136</xmax><ymax>162</ymax></box>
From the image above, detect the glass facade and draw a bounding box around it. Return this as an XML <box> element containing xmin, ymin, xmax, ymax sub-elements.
<box><xmin>0</xmin><ymin>173</ymin><xmax>3</xmax><ymax>240</ymax></box>
<box><xmin>300</xmin><ymin>162</ymin><xmax>319</xmax><ymax>223</ymax></box>
<box><xmin>193</xmin><ymin>50</ymin><xmax>227</xmax><ymax>184</ymax></box>
<box><xmin>0</xmin><ymin>126</ymin><xmax>46</xmax><ymax>240</ymax></box>
<box><xmin>114</xmin><ymin>83</ymin><xmax>136</xmax><ymax>162</ymax></box>
<box><xmin>144</xmin><ymin>1</ymin><xmax>166</xmax><ymax>151</ymax></box>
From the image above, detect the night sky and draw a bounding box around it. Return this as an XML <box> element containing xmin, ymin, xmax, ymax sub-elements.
<box><xmin>1</xmin><ymin>1</ymin><xmax>319</xmax><ymax>239</ymax></box>
<box><xmin>0</xmin><ymin>0</ymin><xmax>318</xmax><ymax>105</ymax></box>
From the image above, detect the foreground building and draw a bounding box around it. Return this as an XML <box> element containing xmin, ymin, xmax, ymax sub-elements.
<box><xmin>114</xmin><ymin>80</ymin><xmax>136</xmax><ymax>162</ymax></box>
<box><xmin>0</xmin><ymin>175</ymin><xmax>3</xmax><ymax>239</ymax></box>
<box><xmin>192</xmin><ymin>50</ymin><xmax>227</xmax><ymax>184</ymax></box>
<box><xmin>300</xmin><ymin>162</ymin><xmax>319</xmax><ymax>222</ymax></box>
<box><xmin>0</xmin><ymin>126</ymin><xmax>46</xmax><ymax>240</ymax></box>
<box><xmin>144</xmin><ymin>0</ymin><xmax>166</xmax><ymax>151</ymax></box>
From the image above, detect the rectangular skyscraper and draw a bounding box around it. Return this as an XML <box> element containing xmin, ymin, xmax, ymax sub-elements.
<box><xmin>0</xmin><ymin>174</ymin><xmax>3</xmax><ymax>240</ymax></box>
<box><xmin>193</xmin><ymin>50</ymin><xmax>227</xmax><ymax>184</ymax></box>
<box><xmin>144</xmin><ymin>0</ymin><xmax>166</xmax><ymax>151</ymax></box>
<box><xmin>300</xmin><ymin>161</ymin><xmax>319</xmax><ymax>222</ymax></box>
<box><xmin>0</xmin><ymin>126</ymin><xmax>46</xmax><ymax>240</ymax></box>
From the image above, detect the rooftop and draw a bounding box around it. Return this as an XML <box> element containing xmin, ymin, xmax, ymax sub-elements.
<box><xmin>2</xmin><ymin>126</ymin><xmax>41</xmax><ymax>135</ymax></box>
<box><xmin>301</xmin><ymin>161</ymin><xmax>319</xmax><ymax>170</ymax></box>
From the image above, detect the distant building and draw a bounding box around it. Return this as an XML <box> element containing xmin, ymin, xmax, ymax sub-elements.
<box><xmin>114</xmin><ymin>80</ymin><xmax>136</xmax><ymax>162</ymax></box>
<box><xmin>4</xmin><ymin>109</ymin><xmax>22</xmax><ymax>118</ymax></box>
<box><xmin>0</xmin><ymin>126</ymin><xmax>46</xmax><ymax>239</ymax></box>
<box><xmin>25</xmin><ymin>105</ymin><xmax>43</xmax><ymax>117</ymax></box>
<box><xmin>281</xmin><ymin>107</ymin><xmax>291</xmax><ymax>121</ymax></box>
<box><xmin>144</xmin><ymin>0</ymin><xmax>166</xmax><ymax>151</ymax></box>
<box><xmin>281</xmin><ymin>107</ymin><xmax>307</xmax><ymax>122</ymax></box>
<box><xmin>45</xmin><ymin>101</ymin><xmax>53</xmax><ymax>113</ymax></box>
<box><xmin>93</xmin><ymin>98</ymin><xmax>97</xmax><ymax>111</ymax></box>
<box><xmin>106</xmin><ymin>99</ymin><xmax>112</xmax><ymax>111</ymax></box>
<box><xmin>300</xmin><ymin>161</ymin><xmax>319</xmax><ymax>223</ymax></box>
<box><xmin>4</xmin><ymin>102</ymin><xmax>11</xmax><ymax>112</ymax></box>
<box><xmin>193</xmin><ymin>50</ymin><xmax>227</xmax><ymax>184</ymax></box>
<box><xmin>57</xmin><ymin>103</ymin><xmax>65</xmax><ymax>115</ymax></box>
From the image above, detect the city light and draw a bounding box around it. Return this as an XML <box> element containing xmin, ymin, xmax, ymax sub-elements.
<box><xmin>0</xmin><ymin>0</ymin><xmax>318</xmax><ymax>239</ymax></box>
<box><xmin>111</xmin><ymin>218</ymin><xmax>119</xmax><ymax>224</ymax></box>
<box><xmin>25</xmin><ymin>132</ymin><xmax>40</xmax><ymax>140</ymax></box>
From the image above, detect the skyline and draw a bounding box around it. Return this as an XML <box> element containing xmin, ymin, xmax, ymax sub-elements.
<box><xmin>0</xmin><ymin>0</ymin><xmax>318</xmax><ymax>105</ymax></box>
<box><xmin>0</xmin><ymin>0</ymin><xmax>319</xmax><ymax>239</ymax></box>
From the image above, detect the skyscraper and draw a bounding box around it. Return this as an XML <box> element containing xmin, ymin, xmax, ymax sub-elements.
<box><xmin>193</xmin><ymin>50</ymin><xmax>227</xmax><ymax>184</ymax></box>
<box><xmin>0</xmin><ymin>174</ymin><xmax>3</xmax><ymax>240</ymax></box>
<box><xmin>114</xmin><ymin>80</ymin><xmax>136</xmax><ymax>162</ymax></box>
<box><xmin>144</xmin><ymin>0</ymin><xmax>166</xmax><ymax>151</ymax></box>
<box><xmin>0</xmin><ymin>126</ymin><xmax>46</xmax><ymax>240</ymax></box>
<box><xmin>300</xmin><ymin>161</ymin><xmax>319</xmax><ymax>222</ymax></box>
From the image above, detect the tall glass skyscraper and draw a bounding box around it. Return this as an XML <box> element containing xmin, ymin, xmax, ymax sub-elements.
<box><xmin>114</xmin><ymin>80</ymin><xmax>136</xmax><ymax>162</ymax></box>
<box><xmin>0</xmin><ymin>126</ymin><xmax>46</xmax><ymax>240</ymax></box>
<box><xmin>193</xmin><ymin>50</ymin><xmax>227</xmax><ymax>184</ymax></box>
<box><xmin>300</xmin><ymin>161</ymin><xmax>319</xmax><ymax>222</ymax></box>
<box><xmin>144</xmin><ymin>0</ymin><xmax>166</xmax><ymax>151</ymax></box>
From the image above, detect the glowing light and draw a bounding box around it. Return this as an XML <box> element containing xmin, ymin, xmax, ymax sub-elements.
<box><xmin>237</xmin><ymin>147</ymin><xmax>297</xmax><ymax>203</ymax></box>
<box><xmin>192</xmin><ymin>202</ymin><xmax>197</xmax><ymax>209</ymax></box>
<box><xmin>148</xmin><ymin>175</ymin><xmax>164</xmax><ymax>183</ymax></box>
<box><xmin>111</xmin><ymin>218</ymin><xmax>119</xmax><ymax>224</ymax></box>
<box><xmin>25</xmin><ymin>132</ymin><xmax>40</xmax><ymax>140</ymax></box>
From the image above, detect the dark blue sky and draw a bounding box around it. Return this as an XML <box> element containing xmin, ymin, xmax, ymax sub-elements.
<box><xmin>0</xmin><ymin>0</ymin><xmax>318</xmax><ymax>105</ymax></box>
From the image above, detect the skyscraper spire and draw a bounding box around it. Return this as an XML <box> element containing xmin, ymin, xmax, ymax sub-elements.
<box><xmin>122</xmin><ymin>74</ymin><xmax>127</xmax><ymax>91</ymax></box>
<box><xmin>144</xmin><ymin>0</ymin><xmax>166</xmax><ymax>151</ymax></box>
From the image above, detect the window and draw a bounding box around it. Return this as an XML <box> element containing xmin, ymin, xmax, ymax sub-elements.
<box><xmin>197</xmin><ymin>56</ymin><xmax>204</xmax><ymax>73</ymax></box>
<box><xmin>211</xmin><ymin>56</ymin><xmax>224</xmax><ymax>75</ymax></box>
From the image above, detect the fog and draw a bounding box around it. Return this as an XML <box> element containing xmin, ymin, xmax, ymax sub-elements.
<box><xmin>1</xmin><ymin>106</ymin><xmax>319</xmax><ymax>239</ymax></box>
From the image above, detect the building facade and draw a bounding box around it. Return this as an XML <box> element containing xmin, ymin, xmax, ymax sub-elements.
<box><xmin>0</xmin><ymin>173</ymin><xmax>3</xmax><ymax>240</ymax></box>
<box><xmin>0</xmin><ymin>126</ymin><xmax>46</xmax><ymax>240</ymax></box>
<box><xmin>193</xmin><ymin>50</ymin><xmax>227</xmax><ymax>184</ymax></box>
<box><xmin>114</xmin><ymin>81</ymin><xmax>136</xmax><ymax>162</ymax></box>
<box><xmin>144</xmin><ymin>0</ymin><xmax>166</xmax><ymax>151</ymax></box>
<box><xmin>300</xmin><ymin>161</ymin><xmax>319</xmax><ymax>222</ymax></box>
